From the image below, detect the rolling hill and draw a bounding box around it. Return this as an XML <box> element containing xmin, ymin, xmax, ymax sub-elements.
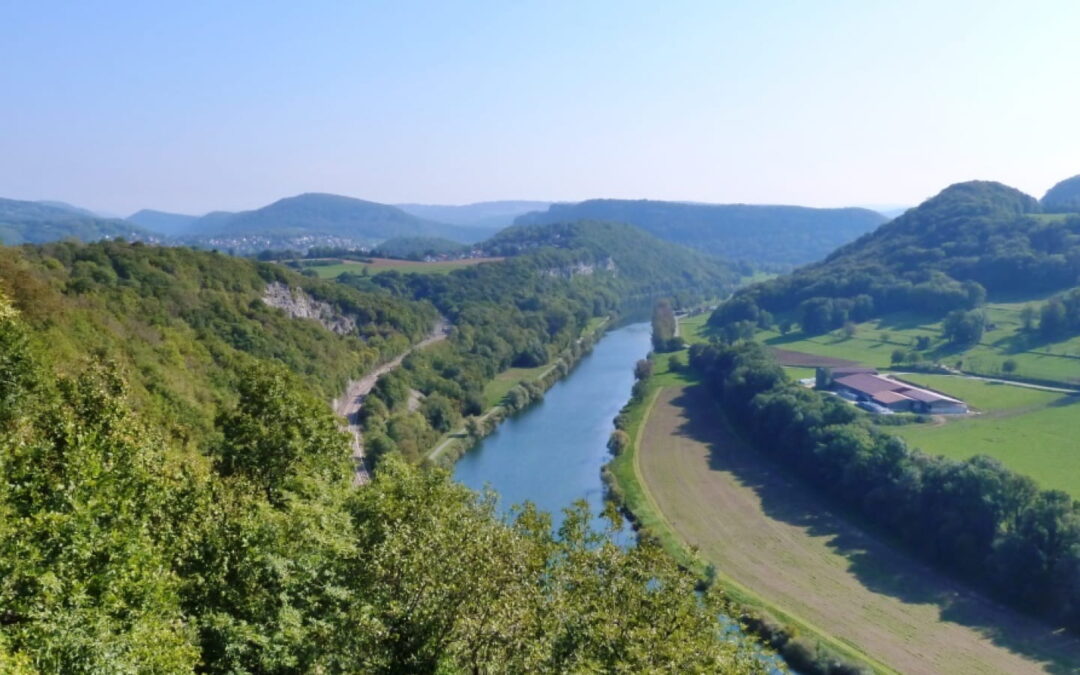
<box><xmin>126</xmin><ymin>208</ymin><xmax>201</xmax><ymax>236</ymax></box>
<box><xmin>396</xmin><ymin>200</ymin><xmax>552</xmax><ymax>228</ymax></box>
<box><xmin>714</xmin><ymin>180</ymin><xmax>1072</xmax><ymax>331</ymax></box>
<box><xmin>171</xmin><ymin>193</ymin><xmax>502</xmax><ymax>253</ymax></box>
<box><xmin>513</xmin><ymin>199</ymin><xmax>887</xmax><ymax>269</ymax></box>
<box><xmin>1042</xmin><ymin>174</ymin><xmax>1080</xmax><ymax>213</ymax></box>
<box><xmin>482</xmin><ymin>220</ymin><xmax>738</xmax><ymax>305</ymax></box>
<box><xmin>0</xmin><ymin>197</ymin><xmax>156</xmax><ymax>245</ymax></box>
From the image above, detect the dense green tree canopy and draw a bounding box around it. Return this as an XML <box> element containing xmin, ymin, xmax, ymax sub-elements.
<box><xmin>0</xmin><ymin>295</ymin><xmax>768</xmax><ymax>670</ymax></box>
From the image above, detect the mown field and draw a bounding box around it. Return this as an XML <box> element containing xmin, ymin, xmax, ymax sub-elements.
<box><xmin>636</xmin><ymin>382</ymin><xmax>1080</xmax><ymax>674</ymax></box>
<box><xmin>301</xmin><ymin>257</ymin><xmax>504</xmax><ymax>279</ymax></box>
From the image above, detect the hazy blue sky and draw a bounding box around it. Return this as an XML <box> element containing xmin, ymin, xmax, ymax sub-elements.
<box><xmin>2</xmin><ymin>1</ymin><xmax>1079</xmax><ymax>215</ymax></box>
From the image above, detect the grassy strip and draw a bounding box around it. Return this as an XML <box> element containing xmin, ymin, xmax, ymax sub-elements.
<box><xmin>604</xmin><ymin>350</ymin><xmax>894</xmax><ymax>675</ymax></box>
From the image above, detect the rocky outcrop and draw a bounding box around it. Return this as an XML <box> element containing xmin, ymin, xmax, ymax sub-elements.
<box><xmin>543</xmin><ymin>257</ymin><xmax>616</xmax><ymax>279</ymax></box>
<box><xmin>262</xmin><ymin>282</ymin><xmax>357</xmax><ymax>335</ymax></box>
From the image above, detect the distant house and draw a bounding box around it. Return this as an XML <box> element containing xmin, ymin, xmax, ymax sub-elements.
<box><xmin>821</xmin><ymin>368</ymin><xmax>967</xmax><ymax>414</ymax></box>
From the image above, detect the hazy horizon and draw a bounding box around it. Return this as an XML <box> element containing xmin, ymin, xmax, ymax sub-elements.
<box><xmin>4</xmin><ymin>1</ymin><xmax>1079</xmax><ymax>215</ymax></box>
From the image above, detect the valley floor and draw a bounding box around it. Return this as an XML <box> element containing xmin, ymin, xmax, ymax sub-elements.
<box><xmin>637</xmin><ymin>383</ymin><xmax>1080</xmax><ymax>674</ymax></box>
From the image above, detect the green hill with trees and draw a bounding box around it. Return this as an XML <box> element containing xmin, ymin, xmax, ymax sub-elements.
<box><xmin>1042</xmin><ymin>174</ymin><xmax>1080</xmax><ymax>213</ymax></box>
<box><xmin>711</xmin><ymin>180</ymin><xmax>1080</xmax><ymax>337</ymax></box>
<box><xmin>0</xmin><ymin>241</ymin><xmax>435</xmax><ymax>448</ymax></box>
<box><xmin>0</xmin><ymin>198</ymin><xmax>156</xmax><ymax>245</ymax></box>
<box><xmin>513</xmin><ymin>199</ymin><xmax>887</xmax><ymax>269</ymax></box>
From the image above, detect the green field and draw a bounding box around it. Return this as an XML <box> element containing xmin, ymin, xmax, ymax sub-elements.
<box><xmin>481</xmin><ymin>365</ymin><xmax>551</xmax><ymax>408</ymax></box>
<box><xmin>758</xmin><ymin>300</ymin><xmax>1080</xmax><ymax>386</ymax></box>
<box><xmin>301</xmin><ymin>257</ymin><xmax>502</xmax><ymax>279</ymax></box>
<box><xmin>887</xmin><ymin>375</ymin><xmax>1080</xmax><ymax>497</ymax></box>
<box><xmin>685</xmin><ymin>310</ymin><xmax>1080</xmax><ymax>497</ymax></box>
<box><xmin>677</xmin><ymin>312</ymin><xmax>713</xmax><ymax>346</ymax></box>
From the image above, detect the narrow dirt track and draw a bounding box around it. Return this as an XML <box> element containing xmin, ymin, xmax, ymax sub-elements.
<box><xmin>334</xmin><ymin>318</ymin><xmax>449</xmax><ymax>484</ymax></box>
<box><xmin>638</xmin><ymin>384</ymin><xmax>1080</xmax><ymax>675</ymax></box>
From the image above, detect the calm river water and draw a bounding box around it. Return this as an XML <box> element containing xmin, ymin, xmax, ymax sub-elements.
<box><xmin>454</xmin><ymin>321</ymin><xmax>650</xmax><ymax>538</ymax></box>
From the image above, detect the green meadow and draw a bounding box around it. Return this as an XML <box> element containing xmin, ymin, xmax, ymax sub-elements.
<box><xmin>887</xmin><ymin>374</ymin><xmax>1080</xmax><ymax>497</ymax></box>
<box><xmin>757</xmin><ymin>301</ymin><xmax>1080</xmax><ymax>386</ymax></box>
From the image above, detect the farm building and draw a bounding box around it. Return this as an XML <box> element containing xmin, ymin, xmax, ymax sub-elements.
<box><xmin>820</xmin><ymin>368</ymin><xmax>968</xmax><ymax>414</ymax></box>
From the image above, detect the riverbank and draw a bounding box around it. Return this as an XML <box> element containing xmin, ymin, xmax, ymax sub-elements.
<box><xmin>424</xmin><ymin>316</ymin><xmax>612</xmax><ymax>467</ymax></box>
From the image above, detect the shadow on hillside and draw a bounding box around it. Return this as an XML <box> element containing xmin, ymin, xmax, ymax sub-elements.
<box><xmin>668</xmin><ymin>385</ymin><xmax>1080</xmax><ymax>673</ymax></box>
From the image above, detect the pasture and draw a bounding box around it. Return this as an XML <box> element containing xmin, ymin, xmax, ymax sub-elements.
<box><xmin>887</xmin><ymin>374</ymin><xmax>1080</xmax><ymax>497</ymax></box>
<box><xmin>758</xmin><ymin>302</ymin><xmax>1080</xmax><ymax>386</ymax></box>
<box><xmin>636</xmin><ymin>384</ymin><xmax>1080</xmax><ymax>674</ymax></box>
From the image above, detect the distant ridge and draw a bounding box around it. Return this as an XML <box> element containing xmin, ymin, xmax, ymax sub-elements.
<box><xmin>0</xmin><ymin>197</ymin><xmax>155</xmax><ymax>245</ymax></box>
<box><xmin>396</xmin><ymin>201</ymin><xmax>552</xmax><ymax>229</ymax></box>
<box><xmin>127</xmin><ymin>209</ymin><xmax>202</xmax><ymax>237</ymax></box>
<box><xmin>1042</xmin><ymin>175</ymin><xmax>1080</xmax><ymax>213</ymax></box>
<box><xmin>513</xmin><ymin>199</ymin><xmax>886</xmax><ymax>268</ymax></box>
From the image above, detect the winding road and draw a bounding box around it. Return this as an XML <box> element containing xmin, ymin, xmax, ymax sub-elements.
<box><xmin>334</xmin><ymin>317</ymin><xmax>449</xmax><ymax>484</ymax></box>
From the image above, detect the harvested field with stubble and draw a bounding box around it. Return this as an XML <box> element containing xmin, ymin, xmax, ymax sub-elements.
<box><xmin>638</xmin><ymin>384</ymin><xmax>1080</xmax><ymax>674</ymax></box>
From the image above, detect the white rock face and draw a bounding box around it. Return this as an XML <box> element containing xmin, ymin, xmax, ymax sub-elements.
<box><xmin>261</xmin><ymin>282</ymin><xmax>357</xmax><ymax>335</ymax></box>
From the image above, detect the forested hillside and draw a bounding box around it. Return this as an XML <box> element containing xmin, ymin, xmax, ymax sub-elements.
<box><xmin>0</xmin><ymin>198</ymin><xmax>155</xmax><ymax>245</ymax></box>
<box><xmin>711</xmin><ymin>180</ymin><xmax>1080</xmax><ymax>335</ymax></box>
<box><xmin>0</xmin><ymin>285</ymin><xmax>767</xmax><ymax>672</ymax></box>
<box><xmin>0</xmin><ymin>241</ymin><xmax>435</xmax><ymax>448</ymax></box>
<box><xmin>1043</xmin><ymin>174</ymin><xmax>1080</xmax><ymax>213</ymax></box>
<box><xmin>514</xmin><ymin>199</ymin><xmax>886</xmax><ymax>269</ymax></box>
<box><xmin>484</xmin><ymin>220</ymin><xmax>737</xmax><ymax>304</ymax></box>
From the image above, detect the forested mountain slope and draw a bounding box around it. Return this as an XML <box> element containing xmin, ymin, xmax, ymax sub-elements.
<box><xmin>0</xmin><ymin>241</ymin><xmax>435</xmax><ymax>447</ymax></box>
<box><xmin>712</xmin><ymin>180</ymin><xmax>1080</xmax><ymax>333</ymax></box>
<box><xmin>484</xmin><ymin>220</ymin><xmax>737</xmax><ymax>303</ymax></box>
<box><xmin>0</xmin><ymin>198</ymin><xmax>155</xmax><ymax>245</ymax></box>
<box><xmin>514</xmin><ymin>199</ymin><xmax>886</xmax><ymax>269</ymax></box>
<box><xmin>1043</xmin><ymin>174</ymin><xmax>1080</xmax><ymax>213</ymax></box>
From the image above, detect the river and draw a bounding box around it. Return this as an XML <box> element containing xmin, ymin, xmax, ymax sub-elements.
<box><xmin>454</xmin><ymin>321</ymin><xmax>650</xmax><ymax>540</ymax></box>
<box><xmin>453</xmin><ymin>320</ymin><xmax>787</xmax><ymax>672</ymax></box>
